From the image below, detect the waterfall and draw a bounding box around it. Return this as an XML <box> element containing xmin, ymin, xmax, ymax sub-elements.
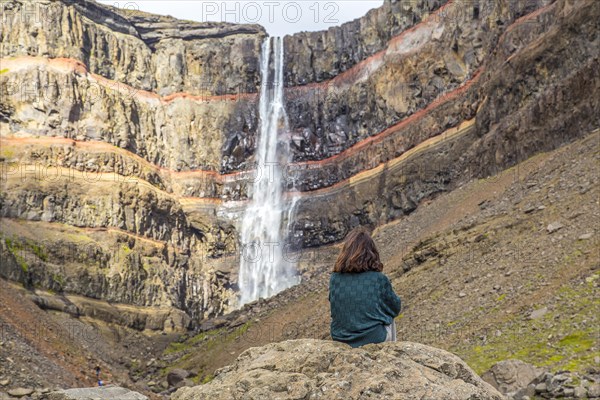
<box><xmin>238</xmin><ymin>37</ymin><xmax>299</xmax><ymax>305</ymax></box>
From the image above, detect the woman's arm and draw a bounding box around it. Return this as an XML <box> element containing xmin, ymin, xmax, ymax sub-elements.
<box><xmin>381</xmin><ymin>275</ymin><xmax>402</xmax><ymax>317</ymax></box>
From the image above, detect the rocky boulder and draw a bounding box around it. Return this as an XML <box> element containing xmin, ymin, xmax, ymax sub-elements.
<box><xmin>167</xmin><ymin>368</ymin><xmax>192</xmax><ymax>388</ymax></box>
<box><xmin>172</xmin><ymin>339</ymin><xmax>504</xmax><ymax>400</ymax></box>
<box><xmin>44</xmin><ymin>386</ymin><xmax>148</xmax><ymax>399</ymax></box>
<box><xmin>481</xmin><ymin>359</ymin><xmax>545</xmax><ymax>398</ymax></box>
<box><xmin>6</xmin><ymin>388</ymin><xmax>34</xmax><ymax>398</ymax></box>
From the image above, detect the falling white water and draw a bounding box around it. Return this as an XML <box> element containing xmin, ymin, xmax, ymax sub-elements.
<box><xmin>238</xmin><ymin>37</ymin><xmax>299</xmax><ymax>305</ymax></box>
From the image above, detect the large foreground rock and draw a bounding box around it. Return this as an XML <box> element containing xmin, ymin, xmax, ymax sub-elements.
<box><xmin>172</xmin><ymin>339</ymin><xmax>504</xmax><ymax>400</ymax></box>
<box><xmin>45</xmin><ymin>386</ymin><xmax>148</xmax><ymax>400</ymax></box>
<box><xmin>481</xmin><ymin>359</ymin><xmax>545</xmax><ymax>397</ymax></box>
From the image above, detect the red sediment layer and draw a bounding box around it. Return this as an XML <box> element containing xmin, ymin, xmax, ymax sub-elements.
<box><xmin>504</xmin><ymin>2</ymin><xmax>556</xmax><ymax>36</ymax></box>
<box><xmin>291</xmin><ymin>118</ymin><xmax>476</xmax><ymax>198</ymax></box>
<box><xmin>1</xmin><ymin>68</ymin><xmax>482</xmax><ymax>181</ymax></box>
<box><xmin>1</xmin><ymin>57</ymin><xmax>258</xmax><ymax>104</ymax></box>
<box><xmin>290</xmin><ymin>67</ymin><xmax>483</xmax><ymax>169</ymax></box>
<box><xmin>500</xmin><ymin>2</ymin><xmax>556</xmax><ymax>65</ymax></box>
<box><xmin>287</xmin><ymin>0</ymin><xmax>457</xmax><ymax>94</ymax></box>
<box><xmin>179</xmin><ymin>197</ymin><xmax>225</xmax><ymax>204</ymax></box>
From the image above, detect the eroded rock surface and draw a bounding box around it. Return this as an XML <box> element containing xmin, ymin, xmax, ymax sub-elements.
<box><xmin>45</xmin><ymin>386</ymin><xmax>148</xmax><ymax>400</ymax></box>
<box><xmin>172</xmin><ymin>339</ymin><xmax>504</xmax><ymax>400</ymax></box>
<box><xmin>482</xmin><ymin>359</ymin><xmax>545</xmax><ymax>397</ymax></box>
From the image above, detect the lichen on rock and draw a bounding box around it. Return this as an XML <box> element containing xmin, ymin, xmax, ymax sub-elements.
<box><xmin>172</xmin><ymin>339</ymin><xmax>504</xmax><ymax>400</ymax></box>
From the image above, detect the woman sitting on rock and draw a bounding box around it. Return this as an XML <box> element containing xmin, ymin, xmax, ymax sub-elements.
<box><xmin>329</xmin><ymin>227</ymin><xmax>402</xmax><ymax>348</ymax></box>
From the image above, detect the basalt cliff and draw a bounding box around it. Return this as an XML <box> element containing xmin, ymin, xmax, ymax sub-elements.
<box><xmin>0</xmin><ymin>0</ymin><xmax>598</xmax><ymax>332</ymax></box>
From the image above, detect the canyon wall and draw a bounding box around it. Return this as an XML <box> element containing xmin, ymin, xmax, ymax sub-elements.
<box><xmin>1</xmin><ymin>0</ymin><xmax>598</xmax><ymax>329</ymax></box>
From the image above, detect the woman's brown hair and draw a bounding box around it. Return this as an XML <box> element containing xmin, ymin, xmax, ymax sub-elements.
<box><xmin>333</xmin><ymin>227</ymin><xmax>383</xmax><ymax>273</ymax></box>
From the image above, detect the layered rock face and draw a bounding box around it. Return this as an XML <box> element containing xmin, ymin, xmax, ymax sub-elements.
<box><xmin>172</xmin><ymin>339</ymin><xmax>504</xmax><ymax>400</ymax></box>
<box><xmin>0</xmin><ymin>0</ymin><xmax>265</xmax><ymax>97</ymax></box>
<box><xmin>0</xmin><ymin>0</ymin><xmax>265</xmax><ymax>328</ymax></box>
<box><xmin>286</xmin><ymin>0</ymin><xmax>600</xmax><ymax>246</ymax></box>
<box><xmin>1</xmin><ymin>0</ymin><xmax>598</xmax><ymax>328</ymax></box>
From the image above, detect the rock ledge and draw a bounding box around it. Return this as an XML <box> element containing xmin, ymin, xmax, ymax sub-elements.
<box><xmin>172</xmin><ymin>339</ymin><xmax>504</xmax><ymax>400</ymax></box>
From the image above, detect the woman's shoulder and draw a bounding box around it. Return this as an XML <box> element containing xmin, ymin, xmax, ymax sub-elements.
<box><xmin>362</xmin><ymin>271</ymin><xmax>391</xmax><ymax>285</ymax></box>
<box><xmin>330</xmin><ymin>271</ymin><xmax>385</xmax><ymax>280</ymax></box>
